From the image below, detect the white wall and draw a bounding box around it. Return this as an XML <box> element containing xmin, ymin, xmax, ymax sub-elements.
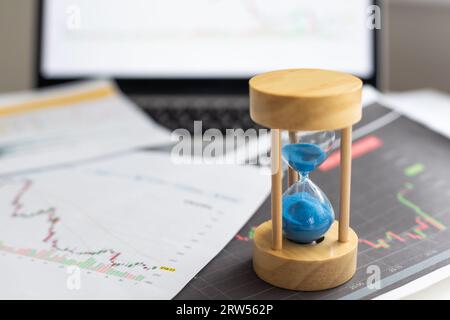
<box><xmin>385</xmin><ymin>0</ymin><xmax>450</xmax><ymax>92</ymax></box>
<box><xmin>0</xmin><ymin>0</ymin><xmax>36</xmax><ymax>93</ymax></box>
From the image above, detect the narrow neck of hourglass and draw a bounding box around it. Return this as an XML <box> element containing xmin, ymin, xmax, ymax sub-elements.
<box><xmin>294</xmin><ymin>171</ymin><xmax>311</xmax><ymax>194</ymax></box>
<box><xmin>299</xmin><ymin>172</ymin><xmax>310</xmax><ymax>180</ymax></box>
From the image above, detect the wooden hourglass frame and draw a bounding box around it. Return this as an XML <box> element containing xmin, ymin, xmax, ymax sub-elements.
<box><xmin>249</xmin><ymin>69</ymin><xmax>362</xmax><ymax>291</ymax></box>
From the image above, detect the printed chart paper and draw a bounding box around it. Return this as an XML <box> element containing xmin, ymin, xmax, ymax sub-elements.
<box><xmin>0</xmin><ymin>152</ymin><xmax>269</xmax><ymax>299</ymax></box>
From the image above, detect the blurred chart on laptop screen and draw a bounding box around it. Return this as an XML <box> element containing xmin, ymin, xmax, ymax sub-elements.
<box><xmin>42</xmin><ymin>0</ymin><xmax>372</xmax><ymax>78</ymax></box>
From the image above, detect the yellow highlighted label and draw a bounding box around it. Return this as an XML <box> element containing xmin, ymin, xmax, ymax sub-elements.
<box><xmin>0</xmin><ymin>86</ymin><xmax>115</xmax><ymax>117</ymax></box>
<box><xmin>160</xmin><ymin>266</ymin><xmax>176</xmax><ymax>272</ymax></box>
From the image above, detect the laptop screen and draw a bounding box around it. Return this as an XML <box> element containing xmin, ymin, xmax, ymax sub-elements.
<box><xmin>41</xmin><ymin>0</ymin><xmax>375</xmax><ymax>81</ymax></box>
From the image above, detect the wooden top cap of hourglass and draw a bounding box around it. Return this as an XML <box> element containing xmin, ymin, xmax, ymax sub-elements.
<box><xmin>249</xmin><ymin>69</ymin><xmax>363</xmax><ymax>131</ymax></box>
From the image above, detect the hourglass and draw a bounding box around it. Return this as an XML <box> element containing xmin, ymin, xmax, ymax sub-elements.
<box><xmin>282</xmin><ymin>130</ymin><xmax>335</xmax><ymax>244</ymax></box>
<box><xmin>249</xmin><ymin>69</ymin><xmax>362</xmax><ymax>291</ymax></box>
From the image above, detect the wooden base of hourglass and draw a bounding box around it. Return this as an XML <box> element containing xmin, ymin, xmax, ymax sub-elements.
<box><xmin>252</xmin><ymin>220</ymin><xmax>358</xmax><ymax>291</ymax></box>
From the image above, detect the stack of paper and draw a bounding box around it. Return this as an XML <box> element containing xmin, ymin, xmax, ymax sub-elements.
<box><xmin>0</xmin><ymin>80</ymin><xmax>171</xmax><ymax>176</ymax></box>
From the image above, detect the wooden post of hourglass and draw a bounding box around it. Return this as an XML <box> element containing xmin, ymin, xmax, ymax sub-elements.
<box><xmin>271</xmin><ymin>129</ymin><xmax>283</xmax><ymax>250</ymax></box>
<box><xmin>339</xmin><ymin>126</ymin><xmax>352</xmax><ymax>242</ymax></box>
<box><xmin>249</xmin><ymin>69</ymin><xmax>363</xmax><ymax>291</ymax></box>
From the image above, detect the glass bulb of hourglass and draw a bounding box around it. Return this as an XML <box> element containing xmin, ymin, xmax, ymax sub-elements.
<box><xmin>282</xmin><ymin>130</ymin><xmax>335</xmax><ymax>244</ymax></box>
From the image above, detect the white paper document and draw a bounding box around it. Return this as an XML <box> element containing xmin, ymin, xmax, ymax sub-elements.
<box><xmin>0</xmin><ymin>81</ymin><xmax>171</xmax><ymax>176</ymax></box>
<box><xmin>0</xmin><ymin>152</ymin><xmax>270</xmax><ymax>299</ymax></box>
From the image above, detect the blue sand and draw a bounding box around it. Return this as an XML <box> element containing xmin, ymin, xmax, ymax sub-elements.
<box><xmin>282</xmin><ymin>143</ymin><xmax>327</xmax><ymax>173</ymax></box>
<box><xmin>282</xmin><ymin>192</ymin><xmax>334</xmax><ymax>244</ymax></box>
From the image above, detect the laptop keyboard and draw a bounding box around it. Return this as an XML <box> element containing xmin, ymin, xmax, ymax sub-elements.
<box><xmin>131</xmin><ymin>95</ymin><xmax>262</xmax><ymax>133</ymax></box>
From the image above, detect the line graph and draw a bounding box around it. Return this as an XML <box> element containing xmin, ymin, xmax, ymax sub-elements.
<box><xmin>2</xmin><ymin>179</ymin><xmax>175</xmax><ymax>282</ymax></box>
<box><xmin>359</xmin><ymin>181</ymin><xmax>447</xmax><ymax>250</ymax></box>
<box><xmin>359</xmin><ymin>216</ymin><xmax>444</xmax><ymax>249</ymax></box>
<box><xmin>397</xmin><ymin>183</ymin><xmax>445</xmax><ymax>231</ymax></box>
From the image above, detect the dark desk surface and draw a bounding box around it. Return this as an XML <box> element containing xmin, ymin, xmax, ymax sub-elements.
<box><xmin>175</xmin><ymin>103</ymin><xmax>450</xmax><ymax>300</ymax></box>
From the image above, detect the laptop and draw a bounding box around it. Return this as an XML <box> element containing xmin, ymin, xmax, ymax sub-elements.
<box><xmin>36</xmin><ymin>0</ymin><xmax>378</xmax><ymax>133</ymax></box>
